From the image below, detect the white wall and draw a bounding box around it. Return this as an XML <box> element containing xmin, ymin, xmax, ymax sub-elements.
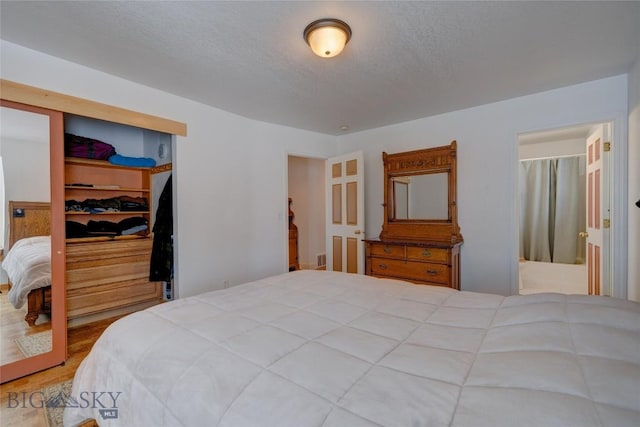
<box><xmin>1</xmin><ymin>136</ymin><xmax>50</xmax><ymax>202</ymax></box>
<box><xmin>0</xmin><ymin>110</ymin><xmax>51</xmax><ymax>207</ymax></box>
<box><xmin>338</xmin><ymin>76</ymin><xmax>628</xmax><ymax>296</ymax></box>
<box><xmin>0</xmin><ymin>108</ymin><xmax>50</xmax><ymax>254</ymax></box>
<box><xmin>0</xmin><ymin>40</ymin><xmax>337</xmax><ymax>298</ymax></box>
<box><xmin>0</xmin><ymin>108</ymin><xmax>50</xmax><ymax>284</ymax></box>
<box><xmin>628</xmin><ymin>47</ymin><xmax>640</xmax><ymax>302</ymax></box>
<box><xmin>288</xmin><ymin>156</ymin><xmax>326</xmax><ymax>269</ymax></box>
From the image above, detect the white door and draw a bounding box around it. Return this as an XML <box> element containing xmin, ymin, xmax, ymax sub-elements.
<box><xmin>326</xmin><ymin>151</ymin><xmax>365</xmax><ymax>274</ymax></box>
<box><xmin>585</xmin><ymin>124</ymin><xmax>610</xmax><ymax>296</ymax></box>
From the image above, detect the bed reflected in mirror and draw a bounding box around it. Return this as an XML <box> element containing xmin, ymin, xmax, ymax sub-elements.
<box><xmin>0</xmin><ymin>106</ymin><xmax>53</xmax><ymax>366</ymax></box>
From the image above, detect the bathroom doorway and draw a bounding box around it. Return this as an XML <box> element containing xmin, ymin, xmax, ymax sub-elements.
<box><xmin>518</xmin><ymin>122</ymin><xmax>611</xmax><ymax>295</ymax></box>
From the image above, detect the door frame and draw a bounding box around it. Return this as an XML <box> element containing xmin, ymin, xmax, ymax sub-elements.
<box><xmin>284</xmin><ymin>151</ymin><xmax>329</xmax><ymax>272</ymax></box>
<box><xmin>512</xmin><ymin>116</ymin><xmax>628</xmax><ymax>299</ymax></box>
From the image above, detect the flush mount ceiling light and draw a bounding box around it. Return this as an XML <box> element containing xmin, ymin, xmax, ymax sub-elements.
<box><xmin>303</xmin><ymin>18</ymin><xmax>352</xmax><ymax>58</ymax></box>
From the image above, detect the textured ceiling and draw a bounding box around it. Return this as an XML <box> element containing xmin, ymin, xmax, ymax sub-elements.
<box><xmin>1</xmin><ymin>1</ymin><xmax>638</xmax><ymax>135</ymax></box>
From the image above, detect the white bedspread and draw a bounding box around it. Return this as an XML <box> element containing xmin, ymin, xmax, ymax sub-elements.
<box><xmin>2</xmin><ymin>236</ymin><xmax>51</xmax><ymax>309</ymax></box>
<box><xmin>65</xmin><ymin>270</ymin><xmax>640</xmax><ymax>427</ymax></box>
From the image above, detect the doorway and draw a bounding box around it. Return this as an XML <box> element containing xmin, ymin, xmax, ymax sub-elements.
<box><xmin>517</xmin><ymin>122</ymin><xmax>610</xmax><ymax>295</ymax></box>
<box><xmin>287</xmin><ymin>155</ymin><xmax>326</xmax><ymax>270</ymax></box>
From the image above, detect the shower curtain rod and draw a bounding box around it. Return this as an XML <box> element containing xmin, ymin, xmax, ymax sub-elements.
<box><xmin>520</xmin><ymin>153</ymin><xmax>586</xmax><ymax>162</ymax></box>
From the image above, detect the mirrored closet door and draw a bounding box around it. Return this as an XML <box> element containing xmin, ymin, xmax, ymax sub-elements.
<box><xmin>0</xmin><ymin>100</ymin><xmax>66</xmax><ymax>383</ymax></box>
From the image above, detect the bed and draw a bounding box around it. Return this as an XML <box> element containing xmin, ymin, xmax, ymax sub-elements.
<box><xmin>2</xmin><ymin>201</ymin><xmax>52</xmax><ymax>326</ymax></box>
<box><xmin>65</xmin><ymin>270</ymin><xmax>640</xmax><ymax>426</ymax></box>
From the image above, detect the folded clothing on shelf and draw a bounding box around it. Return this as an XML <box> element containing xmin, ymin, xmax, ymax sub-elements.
<box><xmin>65</xmin><ymin>217</ymin><xmax>149</xmax><ymax>238</ymax></box>
<box><xmin>65</xmin><ymin>196</ymin><xmax>149</xmax><ymax>213</ymax></box>
<box><xmin>118</xmin><ymin>196</ymin><xmax>149</xmax><ymax>211</ymax></box>
<box><xmin>66</xmin><ymin>221</ymin><xmax>91</xmax><ymax>238</ymax></box>
<box><xmin>117</xmin><ymin>217</ymin><xmax>149</xmax><ymax>235</ymax></box>
<box><xmin>108</xmin><ymin>154</ymin><xmax>156</xmax><ymax>168</ymax></box>
<box><xmin>86</xmin><ymin>220</ymin><xmax>120</xmax><ymax>236</ymax></box>
<box><xmin>65</xmin><ymin>133</ymin><xmax>116</xmax><ymax>160</ymax></box>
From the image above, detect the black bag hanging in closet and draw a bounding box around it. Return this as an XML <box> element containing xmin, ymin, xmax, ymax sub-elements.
<box><xmin>150</xmin><ymin>175</ymin><xmax>173</xmax><ymax>282</ymax></box>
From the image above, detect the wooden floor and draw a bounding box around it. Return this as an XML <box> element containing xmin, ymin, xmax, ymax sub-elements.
<box><xmin>0</xmin><ymin>315</ymin><xmax>122</xmax><ymax>427</ymax></box>
<box><xmin>0</xmin><ymin>284</ymin><xmax>52</xmax><ymax>365</ymax></box>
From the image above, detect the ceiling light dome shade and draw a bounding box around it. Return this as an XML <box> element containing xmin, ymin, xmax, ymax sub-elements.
<box><xmin>304</xmin><ymin>19</ymin><xmax>352</xmax><ymax>58</ymax></box>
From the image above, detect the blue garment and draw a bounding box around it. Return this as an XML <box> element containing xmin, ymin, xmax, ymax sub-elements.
<box><xmin>108</xmin><ymin>154</ymin><xmax>156</xmax><ymax>167</ymax></box>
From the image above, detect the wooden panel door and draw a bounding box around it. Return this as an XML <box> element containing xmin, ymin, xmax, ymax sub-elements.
<box><xmin>326</xmin><ymin>151</ymin><xmax>364</xmax><ymax>274</ymax></box>
<box><xmin>585</xmin><ymin>125</ymin><xmax>610</xmax><ymax>296</ymax></box>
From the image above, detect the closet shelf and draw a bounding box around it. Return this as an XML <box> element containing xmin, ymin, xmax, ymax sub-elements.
<box><xmin>66</xmin><ymin>234</ymin><xmax>150</xmax><ymax>244</ymax></box>
<box><xmin>65</xmin><ymin>185</ymin><xmax>150</xmax><ymax>192</ymax></box>
<box><xmin>65</xmin><ymin>211</ymin><xmax>149</xmax><ymax>215</ymax></box>
<box><xmin>65</xmin><ymin>157</ymin><xmax>152</xmax><ymax>170</ymax></box>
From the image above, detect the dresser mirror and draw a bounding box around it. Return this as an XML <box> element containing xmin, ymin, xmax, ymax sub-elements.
<box><xmin>391</xmin><ymin>173</ymin><xmax>449</xmax><ymax>220</ymax></box>
<box><xmin>380</xmin><ymin>141</ymin><xmax>462</xmax><ymax>243</ymax></box>
<box><xmin>0</xmin><ymin>100</ymin><xmax>66</xmax><ymax>383</ymax></box>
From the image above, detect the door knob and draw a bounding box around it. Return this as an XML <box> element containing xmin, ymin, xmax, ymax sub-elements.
<box><xmin>578</xmin><ymin>232</ymin><xmax>589</xmax><ymax>238</ymax></box>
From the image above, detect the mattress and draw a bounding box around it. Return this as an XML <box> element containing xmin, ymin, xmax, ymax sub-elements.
<box><xmin>65</xmin><ymin>270</ymin><xmax>640</xmax><ymax>426</ymax></box>
<box><xmin>1</xmin><ymin>236</ymin><xmax>51</xmax><ymax>309</ymax></box>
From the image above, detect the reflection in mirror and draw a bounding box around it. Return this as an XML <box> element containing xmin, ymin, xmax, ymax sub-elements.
<box><xmin>391</xmin><ymin>173</ymin><xmax>449</xmax><ymax>220</ymax></box>
<box><xmin>0</xmin><ymin>106</ymin><xmax>52</xmax><ymax>366</ymax></box>
<box><xmin>393</xmin><ymin>179</ymin><xmax>408</xmax><ymax>219</ymax></box>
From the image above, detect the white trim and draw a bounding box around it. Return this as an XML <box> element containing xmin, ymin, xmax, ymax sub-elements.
<box><xmin>520</xmin><ymin>153</ymin><xmax>586</xmax><ymax>162</ymax></box>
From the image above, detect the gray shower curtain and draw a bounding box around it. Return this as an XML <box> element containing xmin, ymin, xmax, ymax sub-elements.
<box><xmin>519</xmin><ymin>156</ymin><xmax>585</xmax><ymax>264</ymax></box>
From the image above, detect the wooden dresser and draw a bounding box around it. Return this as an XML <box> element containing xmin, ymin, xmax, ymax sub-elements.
<box><xmin>366</xmin><ymin>142</ymin><xmax>463</xmax><ymax>289</ymax></box>
<box><xmin>366</xmin><ymin>240</ymin><xmax>461</xmax><ymax>289</ymax></box>
<box><xmin>66</xmin><ymin>238</ymin><xmax>162</xmax><ymax>320</ymax></box>
<box><xmin>288</xmin><ymin>198</ymin><xmax>299</xmax><ymax>271</ymax></box>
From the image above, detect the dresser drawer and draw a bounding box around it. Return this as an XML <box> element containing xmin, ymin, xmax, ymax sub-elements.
<box><xmin>369</xmin><ymin>257</ymin><xmax>450</xmax><ymax>285</ymax></box>
<box><xmin>67</xmin><ymin>279</ymin><xmax>161</xmax><ymax>319</ymax></box>
<box><xmin>66</xmin><ymin>238</ymin><xmax>152</xmax><ymax>263</ymax></box>
<box><xmin>367</xmin><ymin>243</ymin><xmax>405</xmax><ymax>258</ymax></box>
<box><xmin>66</xmin><ymin>257</ymin><xmax>151</xmax><ymax>290</ymax></box>
<box><xmin>405</xmin><ymin>246</ymin><xmax>449</xmax><ymax>263</ymax></box>
<box><xmin>65</xmin><ymin>237</ymin><xmax>160</xmax><ymax>320</ymax></box>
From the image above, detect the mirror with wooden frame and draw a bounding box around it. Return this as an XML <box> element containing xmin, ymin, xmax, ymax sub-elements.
<box><xmin>0</xmin><ymin>100</ymin><xmax>66</xmax><ymax>383</ymax></box>
<box><xmin>380</xmin><ymin>141</ymin><xmax>462</xmax><ymax>243</ymax></box>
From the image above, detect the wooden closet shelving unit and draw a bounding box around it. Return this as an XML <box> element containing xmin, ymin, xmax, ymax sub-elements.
<box><xmin>64</xmin><ymin>156</ymin><xmax>162</xmax><ymax>322</ymax></box>
<box><xmin>0</xmin><ymin>78</ymin><xmax>186</xmax><ymax>380</ymax></box>
<box><xmin>64</xmin><ymin>157</ymin><xmax>152</xmax><ymax>243</ymax></box>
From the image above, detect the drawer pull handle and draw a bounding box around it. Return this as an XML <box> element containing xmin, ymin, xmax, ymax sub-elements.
<box><xmin>378</xmin><ymin>263</ymin><xmax>388</xmax><ymax>270</ymax></box>
<box><xmin>383</xmin><ymin>246</ymin><xmax>392</xmax><ymax>254</ymax></box>
<box><xmin>426</xmin><ymin>269</ymin><xmax>438</xmax><ymax>276</ymax></box>
<box><xmin>421</xmin><ymin>250</ymin><xmax>432</xmax><ymax>258</ymax></box>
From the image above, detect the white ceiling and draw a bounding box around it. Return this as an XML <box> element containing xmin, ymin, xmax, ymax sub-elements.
<box><xmin>1</xmin><ymin>1</ymin><xmax>638</xmax><ymax>135</ymax></box>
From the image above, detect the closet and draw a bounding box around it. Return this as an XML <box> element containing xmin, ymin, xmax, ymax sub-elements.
<box><xmin>63</xmin><ymin>116</ymin><xmax>172</xmax><ymax>323</ymax></box>
<box><xmin>0</xmin><ymin>79</ymin><xmax>186</xmax><ymax>382</ymax></box>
